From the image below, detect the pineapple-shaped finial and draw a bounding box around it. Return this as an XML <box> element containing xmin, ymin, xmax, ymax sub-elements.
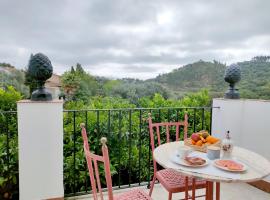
<box><xmin>27</xmin><ymin>53</ymin><xmax>53</xmax><ymax>101</ymax></box>
<box><xmin>224</xmin><ymin>63</ymin><xmax>241</xmax><ymax>99</ymax></box>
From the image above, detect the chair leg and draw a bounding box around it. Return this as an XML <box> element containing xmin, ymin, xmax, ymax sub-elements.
<box><xmin>149</xmin><ymin>175</ymin><xmax>156</xmax><ymax>196</ymax></box>
<box><xmin>192</xmin><ymin>178</ymin><xmax>195</xmax><ymax>200</ymax></box>
<box><xmin>168</xmin><ymin>192</ymin><xmax>172</xmax><ymax>200</ymax></box>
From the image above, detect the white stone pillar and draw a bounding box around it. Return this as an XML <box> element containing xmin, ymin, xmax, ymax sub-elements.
<box><xmin>17</xmin><ymin>100</ymin><xmax>64</xmax><ymax>200</ymax></box>
<box><xmin>212</xmin><ymin>98</ymin><xmax>270</xmax><ymax>183</ymax></box>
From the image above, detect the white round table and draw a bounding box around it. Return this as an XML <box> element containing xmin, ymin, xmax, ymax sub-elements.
<box><xmin>153</xmin><ymin>141</ymin><xmax>270</xmax><ymax>200</ymax></box>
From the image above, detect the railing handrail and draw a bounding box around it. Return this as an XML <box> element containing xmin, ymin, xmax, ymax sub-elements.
<box><xmin>63</xmin><ymin>106</ymin><xmax>220</xmax><ymax>112</ymax></box>
<box><xmin>0</xmin><ymin>106</ymin><xmax>220</xmax><ymax>114</ymax></box>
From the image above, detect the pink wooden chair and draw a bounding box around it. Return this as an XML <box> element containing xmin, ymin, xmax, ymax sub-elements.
<box><xmin>148</xmin><ymin>113</ymin><xmax>207</xmax><ymax>200</ymax></box>
<box><xmin>80</xmin><ymin>123</ymin><xmax>152</xmax><ymax>200</ymax></box>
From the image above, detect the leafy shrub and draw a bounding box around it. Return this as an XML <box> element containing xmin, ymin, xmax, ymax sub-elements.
<box><xmin>0</xmin><ymin>86</ymin><xmax>21</xmax><ymax>199</ymax></box>
<box><xmin>0</xmin><ymin>88</ymin><xmax>211</xmax><ymax>197</ymax></box>
<box><xmin>63</xmin><ymin>90</ymin><xmax>212</xmax><ymax>195</ymax></box>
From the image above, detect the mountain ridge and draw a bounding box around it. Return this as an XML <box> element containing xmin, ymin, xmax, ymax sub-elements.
<box><xmin>1</xmin><ymin>56</ymin><xmax>270</xmax><ymax>100</ymax></box>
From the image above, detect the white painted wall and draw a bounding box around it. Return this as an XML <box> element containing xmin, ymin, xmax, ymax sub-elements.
<box><xmin>17</xmin><ymin>100</ymin><xmax>64</xmax><ymax>200</ymax></box>
<box><xmin>212</xmin><ymin>98</ymin><xmax>270</xmax><ymax>182</ymax></box>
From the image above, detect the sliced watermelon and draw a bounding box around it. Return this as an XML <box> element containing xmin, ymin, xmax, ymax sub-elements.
<box><xmin>215</xmin><ymin>159</ymin><xmax>244</xmax><ymax>170</ymax></box>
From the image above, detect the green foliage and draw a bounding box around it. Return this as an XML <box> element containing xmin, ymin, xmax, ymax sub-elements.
<box><xmin>0</xmin><ymin>66</ymin><xmax>29</xmax><ymax>97</ymax></box>
<box><xmin>154</xmin><ymin>58</ymin><xmax>270</xmax><ymax>100</ymax></box>
<box><xmin>0</xmin><ymin>63</ymin><xmax>15</xmax><ymax>69</ymax></box>
<box><xmin>63</xmin><ymin>96</ymin><xmax>136</xmax><ymax>191</ymax></box>
<box><xmin>181</xmin><ymin>89</ymin><xmax>211</xmax><ymax>107</ymax></box>
<box><xmin>252</xmin><ymin>56</ymin><xmax>270</xmax><ymax>62</ymax></box>
<box><xmin>0</xmin><ymin>83</ymin><xmax>211</xmax><ymax>197</ymax></box>
<box><xmin>102</xmin><ymin>79</ymin><xmax>170</xmax><ymax>105</ymax></box>
<box><xmin>103</xmin><ymin>80</ymin><xmax>121</xmax><ymax>95</ymax></box>
<box><xmin>62</xmin><ymin>90</ymin><xmax>212</xmax><ymax>194</ymax></box>
<box><xmin>75</xmin><ymin>63</ymin><xmax>85</xmax><ymax>74</ymax></box>
<box><xmin>0</xmin><ymin>86</ymin><xmax>22</xmax><ymax>111</ymax></box>
<box><xmin>0</xmin><ymin>130</ymin><xmax>18</xmax><ymax>199</ymax></box>
<box><xmin>61</xmin><ymin>64</ymin><xmax>99</xmax><ymax>102</ymax></box>
<box><xmin>155</xmin><ymin>60</ymin><xmax>226</xmax><ymax>98</ymax></box>
<box><xmin>138</xmin><ymin>90</ymin><xmax>210</xmax><ymax>108</ymax></box>
<box><xmin>61</xmin><ymin>64</ymin><xmax>170</xmax><ymax>104</ymax></box>
<box><xmin>3</xmin><ymin>56</ymin><xmax>270</xmax><ymax>102</ymax></box>
<box><xmin>0</xmin><ymin>87</ymin><xmax>21</xmax><ymax>199</ymax></box>
<box><xmin>237</xmin><ymin>59</ymin><xmax>270</xmax><ymax>99</ymax></box>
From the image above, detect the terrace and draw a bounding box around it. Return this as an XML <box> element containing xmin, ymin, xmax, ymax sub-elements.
<box><xmin>1</xmin><ymin>1</ymin><xmax>270</xmax><ymax>199</ymax></box>
<box><xmin>1</xmin><ymin>98</ymin><xmax>270</xmax><ymax>200</ymax></box>
<box><xmin>66</xmin><ymin>183</ymin><xmax>269</xmax><ymax>200</ymax></box>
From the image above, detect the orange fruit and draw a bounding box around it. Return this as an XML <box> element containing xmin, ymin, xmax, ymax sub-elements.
<box><xmin>196</xmin><ymin>140</ymin><xmax>203</xmax><ymax>146</ymax></box>
<box><xmin>191</xmin><ymin>139</ymin><xmax>196</xmax><ymax>145</ymax></box>
<box><xmin>206</xmin><ymin>136</ymin><xmax>219</xmax><ymax>144</ymax></box>
<box><xmin>212</xmin><ymin>138</ymin><xmax>219</xmax><ymax>144</ymax></box>
<box><xmin>205</xmin><ymin>135</ymin><xmax>212</xmax><ymax>143</ymax></box>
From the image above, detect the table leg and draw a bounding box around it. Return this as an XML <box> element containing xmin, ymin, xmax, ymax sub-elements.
<box><xmin>185</xmin><ymin>176</ymin><xmax>189</xmax><ymax>200</ymax></box>
<box><xmin>206</xmin><ymin>181</ymin><xmax>214</xmax><ymax>200</ymax></box>
<box><xmin>216</xmin><ymin>182</ymin><xmax>220</xmax><ymax>200</ymax></box>
<box><xmin>205</xmin><ymin>181</ymin><xmax>209</xmax><ymax>200</ymax></box>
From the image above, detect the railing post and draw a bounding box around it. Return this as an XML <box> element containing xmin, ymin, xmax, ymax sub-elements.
<box><xmin>17</xmin><ymin>100</ymin><xmax>64</xmax><ymax>200</ymax></box>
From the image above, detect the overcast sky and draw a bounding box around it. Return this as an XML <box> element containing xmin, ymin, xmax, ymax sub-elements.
<box><xmin>0</xmin><ymin>0</ymin><xmax>270</xmax><ymax>79</ymax></box>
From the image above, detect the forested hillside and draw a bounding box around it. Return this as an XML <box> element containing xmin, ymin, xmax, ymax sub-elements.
<box><xmin>152</xmin><ymin>60</ymin><xmax>226</xmax><ymax>98</ymax></box>
<box><xmin>0</xmin><ymin>63</ymin><xmax>29</xmax><ymax>96</ymax></box>
<box><xmin>152</xmin><ymin>57</ymin><xmax>270</xmax><ymax>99</ymax></box>
<box><xmin>239</xmin><ymin>58</ymin><xmax>270</xmax><ymax>99</ymax></box>
<box><xmin>1</xmin><ymin>56</ymin><xmax>270</xmax><ymax>101</ymax></box>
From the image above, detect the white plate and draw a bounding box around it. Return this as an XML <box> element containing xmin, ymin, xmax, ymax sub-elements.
<box><xmin>171</xmin><ymin>153</ymin><xmax>209</xmax><ymax>167</ymax></box>
<box><xmin>213</xmin><ymin>159</ymin><xmax>248</xmax><ymax>172</ymax></box>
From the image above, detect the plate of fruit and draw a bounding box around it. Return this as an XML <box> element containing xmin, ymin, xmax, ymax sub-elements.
<box><xmin>214</xmin><ymin>159</ymin><xmax>247</xmax><ymax>172</ymax></box>
<box><xmin>184</xmin><ymin>130</ymin><xmax>220</xmax><ymax>152</ymax></box>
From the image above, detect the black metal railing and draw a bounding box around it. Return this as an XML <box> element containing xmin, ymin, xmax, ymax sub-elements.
<box><xmin>63</xmin><ymin>106</ymin><xmax>218</xmax><ymax>197</ymax></box>
<box><xmin>0</xmin><ymin>106</ymin><xmax>219</xmax><ymax>198</ymax></box>
<box><xmin>0</xmin><ymin>111</ymin><xmax>19</xmax><ymax>199</ymax></box>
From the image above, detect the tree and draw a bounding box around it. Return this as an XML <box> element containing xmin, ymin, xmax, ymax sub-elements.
<box><xmin>75</xmin><ymin>63</ymin><xmax>85</xmax><ymax>74</ymax></box>
<box><xmin>61</xmin><ymin>70</ymin><xmax>80</xmax><ymax>99</ymax></box>
<box><xmin>252</xmin><ymin>56</ymin><xmax>270</xmax><ymax>62</ymax></box>
<box><xmin>61</xmin><ymin>65</ymin><xmax>99</xmax><ymax>101</ymax></box>
<box><xmin>70</xmin><ymin>66</ymin><xmax>75</xmax><ymax>73</ymax></box>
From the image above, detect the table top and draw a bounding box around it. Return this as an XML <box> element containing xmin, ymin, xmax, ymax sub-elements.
<box><xmin>153</xmin><ymin>141</ymin><xmax>270</xmax><ymax>183</ymax></box>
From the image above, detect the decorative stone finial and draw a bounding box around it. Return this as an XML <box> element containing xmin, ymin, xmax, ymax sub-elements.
<box><xmin>100</xmin><ymin>137</ymin><xmax>107</xmax><ymax>146</ymax></box>
<box><xmin>224</xmin><ymin>63</ymin><xmax>241</xmax><ymax>99</ymax></box>
<box><xmin>28</xmin><ymin>53</ymin><xmax>53</xmax><ymax>101</ymax></box>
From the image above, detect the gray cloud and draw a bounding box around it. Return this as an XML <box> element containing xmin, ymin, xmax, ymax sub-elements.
<box><xmin>0</xmin><ymin>0</ymin><xmax>270</xmax><ymax>79</ymax></box>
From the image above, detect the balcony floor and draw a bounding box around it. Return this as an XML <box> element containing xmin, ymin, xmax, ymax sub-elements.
<box><xmin>67</xmin><ymin>182</ymin><xmax>270</xmax><ymax>200</ymax></box>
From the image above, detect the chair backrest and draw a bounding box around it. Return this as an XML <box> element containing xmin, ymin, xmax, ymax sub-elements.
<box><xmin>148</xmin><ymin>113</ymin><xmax>188</xmax><ymax>172</ymax></box>
<box><xmin>80</xmin><ymin>123</ymin><xmax>114</xmax><ymax>200</ymax></box>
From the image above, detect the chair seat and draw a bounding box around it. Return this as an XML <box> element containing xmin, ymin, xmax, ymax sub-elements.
<box><xmin>156</xmin><ymin>168</ymin><xmax>206</xmax><ymax>193</ymax></box>
<box><xmin>115</xmin><ymin>188</ymin><xmax>153</xmax><ymax>200</ymax></box>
